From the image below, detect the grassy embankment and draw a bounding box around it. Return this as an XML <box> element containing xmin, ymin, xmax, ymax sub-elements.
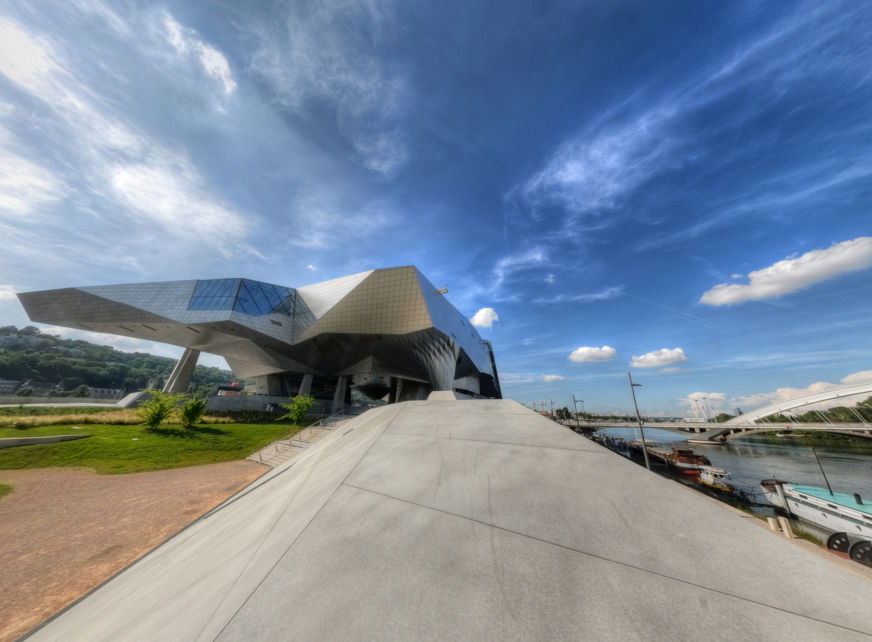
<box><xmin>0</xmin><ymin>406</ymin><xmax>233</xmax><ymax>429</ymax></box>
<box><xmin>0</xmin><ymin>407</ymin><xmax>301</xmax><ymax>474</ymax></box>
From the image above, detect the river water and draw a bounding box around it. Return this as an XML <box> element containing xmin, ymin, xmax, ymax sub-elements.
<box><xmin>594</xmin><ymin>426</ymin><xmax>872</xmax><ymax>505</ymax></box>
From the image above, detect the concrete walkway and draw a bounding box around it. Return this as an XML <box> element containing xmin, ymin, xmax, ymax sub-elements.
<box><xmin>29</xmin><ymin>400</ymin><xmax>872</xmax><ymax>640</ymax></box>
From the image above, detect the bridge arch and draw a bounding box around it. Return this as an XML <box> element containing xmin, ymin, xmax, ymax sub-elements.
<box><xmin>724</xmin><ymin>382</ymin><xmax>872</xmax><ymax>425</ymax></box>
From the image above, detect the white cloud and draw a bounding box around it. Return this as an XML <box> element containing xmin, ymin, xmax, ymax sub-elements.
<box><xmin>0</xmin><ymin>284</ymin><xmax>17</xmax><ymax>301</ymax></box>
<box><xmin>659</xmin><ymin>367</ymin><xmax>683</xmax><ymax>373</ymax></box>
<box><xmin>164</xmin><ymin>14</ymin><xmax>236</xmax><ymax>94</ymax></box>
<box><xmin>680</xmin><ymin>391</ymin><xmax>726</xmax><ymax>415</ymax></box>
<box><xmin>0</xmin><ymin>18</ymin><xmax>60</xmax><ymax>90</ymax></box>
<box><xmin>470</xmin><ymin>307</ymin><xmax>498</xmax><ymax>328</ymax></box>
<box><xmin>701</xmin><ymin>237</ymin><xmax>872</xmax><ymax>306</ymax></box>
<box><xmin>569</xmin><ymin>345</ymin><xmax>616</xmax><ymax>363</ymax></box>
<box><xmin>630</xmin><ymin>347</ymin><xmax>688</xmax><ymax>368</ymax></box>
<box><xmin>731</xmin><ymin>369</ymin><xmax>872</xmax><ymax>413</ymax></box>
<box><xmin>306</xmin><ymin>264</ymin><xmax>317</xmax><ymax>271</ymax></box>
<box><xmin>841</xmin><ymin>370</ymin><xmax>872</xmax><ymax>385</ymax></box>
<box><xmin>539</xmin><ymin>374</ymin><xmax>565</xmax><ymax>382</ymax></box>
<box><xmin>533</xmin><ymin>285</ymin><xmax>624</xmax><ymax>304</ymax></box>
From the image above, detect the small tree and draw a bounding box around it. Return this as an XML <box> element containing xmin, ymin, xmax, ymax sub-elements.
<box><xmin>180</xmin><ymin>393</ymin><xmax>207</xmax><ymax>428</ymax></box>
<box><xmin>137</xmin><ymin>390</ymin><xmax>185</xmax><ymax>429</ymax></box>
<box><xmin>279</xmin><ymin>394</ymin><xmax>316</xmax><ymax>425</ymax></box>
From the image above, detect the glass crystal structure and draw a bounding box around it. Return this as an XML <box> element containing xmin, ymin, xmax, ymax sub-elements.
<box><xmin>17</xmin><ymin>266</ymin><xmax>501</xmax><ymax>401</ymax></box>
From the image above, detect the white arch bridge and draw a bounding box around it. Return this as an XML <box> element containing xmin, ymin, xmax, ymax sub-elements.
<box><xmin>563</xmin><ymin>382</ymin><xmax>872</xmax><ymax>442</ymax></box>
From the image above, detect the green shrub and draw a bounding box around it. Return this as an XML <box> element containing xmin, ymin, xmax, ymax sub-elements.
<box><xmin>279</xmin><ymin>395</ymin><xmax>316</xmax><ymax>425</ymax></box>
<box><xmin>137</xmin><ymin>390</ymin><xmax>186</xmax><ymax>429</ymax></box>
<box><xmin>180</xmin><ymin>394</ymin><xmax>207</xmax><ymax>429</ymax></box>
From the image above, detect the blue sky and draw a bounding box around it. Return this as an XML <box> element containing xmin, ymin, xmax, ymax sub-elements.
<box><xmin>1</xmin><ymin>0</ymin><xmax>871</xmax><ymax>415</ymax></box>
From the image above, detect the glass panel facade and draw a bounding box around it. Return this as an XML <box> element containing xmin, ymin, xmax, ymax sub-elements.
<box><xmin>188</xmin><ymin>279</ymin><xmax>241</xmax><ymax>311</ymax></box>
<box><xmin>187</xmin><ymin>279</ymin><xmax>295</xmax><ymax>316</ymax></box>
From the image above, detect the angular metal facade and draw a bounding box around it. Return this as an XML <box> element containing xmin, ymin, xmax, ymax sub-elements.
<box><xmin>17</xmin><ymin>266</ymin><xmax>501</xmax><ymax>401</ymax></box>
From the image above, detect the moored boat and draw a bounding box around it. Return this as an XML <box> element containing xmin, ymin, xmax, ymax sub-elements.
<box><xmin>699</xmin><ymin>465</ymin><xmax>731</xmax><ymax>491</ymax></box>
<box><xmin>665</xmin><ymin>447</ymin><xmax>712</xmax><ymax>475</ymax></box>
<box><xmin>761</xmin><ymin>479</ymin><xmax>872</xmax><ymax>545</ymax></box>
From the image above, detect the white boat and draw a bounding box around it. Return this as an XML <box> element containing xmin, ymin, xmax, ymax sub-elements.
<box><xmin>699</xmin><ymin>466</ymin><xmax>731</xmax><ymax>491</ymax></box>
<box><xmin>760</xmin><ymin>480</ymin><xmax>872</xmax><ymax>539</ymax></box>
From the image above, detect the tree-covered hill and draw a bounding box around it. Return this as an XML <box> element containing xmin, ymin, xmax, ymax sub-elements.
<box><xmin>0</xmin><ymin>326</ymin><xmax>236</xmax><ymax>395</ymax></box>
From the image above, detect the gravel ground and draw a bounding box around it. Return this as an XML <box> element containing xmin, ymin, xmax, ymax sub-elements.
<box><xmin>0</xmin><ymin>462</ymin><xmax>267</xmax><ymax>642</ymax></box>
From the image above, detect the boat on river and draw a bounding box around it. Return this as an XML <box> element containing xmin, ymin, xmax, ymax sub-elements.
<box><xmin>761</xmin><ymin>479</ymin><xmax>872</xmax><ymax>566</ymax></box>
<box><xmin>699</xmin><ymin>465</ymin><xmax>731</xmax><ymax>491</ymax></box>
<box><xmin>665</xmin><ymin>447</ymin><xmax>712</xmax><ymax>476</ymax></box>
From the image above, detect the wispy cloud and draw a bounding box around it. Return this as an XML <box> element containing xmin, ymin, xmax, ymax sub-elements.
<box><xmin>0</xmin><ymin>15</ymin><xmax>256</xmax><ymax>264</ymax></box>
<box><xmin>513</xmin><ymin>107</ymin><xmax>680</xmax><ymax>218</ymax></box>
<box><xmin>630</xmin><ymin>347</ymin><xmax>687</xmax><ymax>368</ymax></box>
<box><xmin>539</xmin><ymin>374</ymin><xmax>565</xmax><ymax>382</ymax></box>
<box><xmin>492</xmin><ymin>247</ymin><xmax>547</xmax><ymax>290</ymax></box>
<box><xmin>569</xmin><ymin>345</ymin><xmax>616</xmax><ymax>363</ymax></box>
<box><xmin>163</xmin><ymin>13</ymin><xmax>236</xmax><ymax>94</ymax></box>
<box><xmin>701</xmin><ymin>237</ymin><xmax>872</xmax><ymax>305</ymax></box>
<box><xmin>508</xmin><ymin>1</ymin><xmax>872</xmax><ymax>246</ymax></box>
<box><xmin>533</xmin><ymin>285</ymin><xmax>623</xmax><ymax>305</ymax></box>
<box><xmin>245</xmin><ymin>0</ymin><xmax>407</xmax><ymax>175</ymax></box>
<box><xmin>0</xmin><ymin>126</ymin><xmax>66</xmax><ymax>214</ymax></box>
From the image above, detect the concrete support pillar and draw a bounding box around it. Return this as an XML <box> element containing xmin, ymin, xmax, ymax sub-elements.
<box><xmin>163</xmin><ymin>348</ymin><xmax>200</xmax><ymax>394</ymax></box>
<box><xmin>298</xmin><ymin>373</ymin><xmax>313</xmax><ymax>397</ymax></box>
<box><xmin>332</xmin><ymin>375</ymin><xmax>348</xmax><ymax>414</ymax></box>
<box><xmin>254</xmin><ymin>374</ymin><xmax>283</xmax><ymax>396</ymax></box>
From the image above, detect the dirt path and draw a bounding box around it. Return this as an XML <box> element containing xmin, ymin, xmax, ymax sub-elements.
<box><xmin>0</xmin><ymin>462</ymin><xmax>268</xmax><ymax>642</ymax></box>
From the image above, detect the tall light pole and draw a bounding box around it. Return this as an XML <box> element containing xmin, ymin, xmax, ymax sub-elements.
<box><xmin>628</xmin><ymin>372</ymin><xmax>651</xmax><ymax>471</ymax></box>
<box><xmin>572</xmin><ymin>395</ymin><xmax>581</xmax><ymax>431</ymax></box>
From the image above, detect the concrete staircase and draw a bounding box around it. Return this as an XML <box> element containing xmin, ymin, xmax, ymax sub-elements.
<box><xmin>247</xmin><ymin>426</ymin><xmax>336</xmax><ymax>467</ymax></box>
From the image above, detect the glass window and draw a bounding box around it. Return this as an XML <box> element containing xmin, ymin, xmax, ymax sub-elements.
<box><xmin>188</xmin><ymin>278</ymin><xmax>295</xmax><ymax>316</ymax></box>
<box><xmin>188</xmin><ymin>279</ymin><xmax>241</xmax><ymax>311</ymax></box>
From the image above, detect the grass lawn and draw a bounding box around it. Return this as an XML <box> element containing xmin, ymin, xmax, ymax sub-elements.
<box><xmin>0</xmin><ymin>423</ymin><xmax>301</xmax><ymax>474</ymax></box>
<box><xmin>0</xmin><ymin>483</ymin><xmax>11</xmax><ymax>498</ymax></box>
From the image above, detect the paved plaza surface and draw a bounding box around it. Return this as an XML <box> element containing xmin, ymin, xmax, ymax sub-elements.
<box><xmin>29</xmin><ymin>400</ymin><xmax>872</xmax><ymax>640</ymax></box>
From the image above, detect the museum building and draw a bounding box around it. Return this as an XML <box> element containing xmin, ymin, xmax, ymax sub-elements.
<box><xmin>17</xmin><ymin>266</ymin><xmax>501</xmax><ymax>411</ymax></box>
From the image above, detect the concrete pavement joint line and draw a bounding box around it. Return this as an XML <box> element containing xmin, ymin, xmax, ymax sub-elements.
<box><xmin>384</xmin><ymin>429</ymin><xmax>613</xmax><ymax>455</ymax></box>
<box><xmin>213</xmin><ymin>406</ymin><xmax>404</xmax><ymax>641</ymax></box>
<box><xmin>200</xmin><ymin>460</ymin><xmax>299</xmax><ymax>521</ymax></box>
<box><xmin>193</xmin><ymin>409</ymin><xmax>393</xmax><ymax>639</ymax></box>
<box><xmin>342</xmin><ymin>482</ymin><xmax>872</xmax><ymax>637</ymax></box>
<box><xmin>197</xmin><ymin>438</ymin><xmax>353</xmax><ymax>638</ymax></box>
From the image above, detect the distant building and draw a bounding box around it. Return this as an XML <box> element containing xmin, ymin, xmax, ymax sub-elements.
<box><xmin>89</xmin><ymin>387</ymin><xmax>124</xmax><ymax>400</ymax></box>
<box><xmin>18</xmin><ymin>266</ymin><xmax>501</xmax><ymax>411</ymax></box>
<box><xmin>0</xmin><ymin>379</ymin><xmax>21</xmax><ymax>395</ymax></box>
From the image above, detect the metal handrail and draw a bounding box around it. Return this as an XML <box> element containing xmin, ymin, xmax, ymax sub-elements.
<box><xmin>287</xmin><ymin>405</ymin><xmax>370</xmax><ymax>445</ymax></box>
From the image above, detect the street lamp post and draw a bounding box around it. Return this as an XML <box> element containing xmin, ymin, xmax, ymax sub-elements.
<box><xmin>572</xmin><ymin>395</ymin><xmax>581</xmax><ymax>431</ymax></box>
<box><xmin>628</xmin><ymin>371</ymin><xmax>651</xmax><ymax>471</ymax></box>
